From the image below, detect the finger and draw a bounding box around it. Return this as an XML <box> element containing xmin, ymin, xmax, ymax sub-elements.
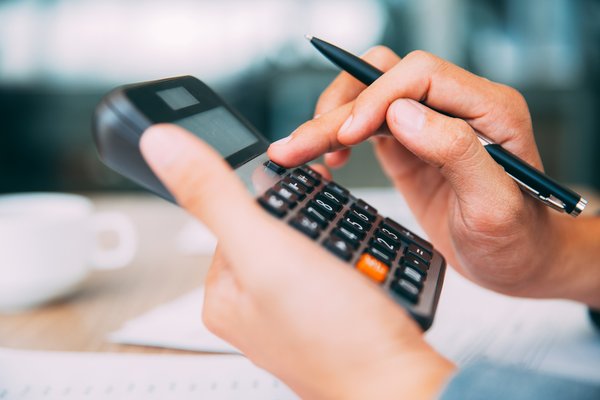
<box><xmin>338</xmin><ymin>50</ymin><xmax>541</xmax><ymax>168</ymax></box>
<box><xmin>140</xmin><ymin>124</ymin><xmax>264</xmax><ymax>244</ymax></box>
<box><xmin>324</xmin><ymin>149</ymin><xmax>352</xmax><ymax>169</ymax></box>
<box><xmin>315</xmin><ymin>46</ymin><xmax>401</xmax><ymax>116</ymax></box>
<box><xmin>386</xmin><ymin>98</ymin><xmax>524</xmax><ymax>226</ymax></box>
<box><xmin>268</xmin><ymin>102</ymin><xmax>353</xmax><ymax>167</ymax></box>
<box><xmin>203</xmin><ymin>247</ymin><xmax>243</xmax><ymax>344</ymax></box>
<box><xmin>308</xmin><ymin>163</ymin><xmax>332</xmax><ymax>180</ymax></box>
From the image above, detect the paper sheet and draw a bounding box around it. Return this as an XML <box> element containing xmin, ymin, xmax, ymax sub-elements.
<box><xmin>0</xmin><ymin>348</ymin><xmax>296</xmax><ymax>400</ymax></box>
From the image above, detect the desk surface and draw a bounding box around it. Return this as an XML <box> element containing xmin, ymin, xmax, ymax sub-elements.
<box><xmin>0</xmin><ymin>194</ymin><xmax>211</xmax><ymax>354</ymax></box>
<box><xmin>1</xmin><ymin>189</ymin><xmax>599</xmax><ymax>355</ymax></box>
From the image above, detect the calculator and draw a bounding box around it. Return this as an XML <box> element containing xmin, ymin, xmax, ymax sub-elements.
<box><xmin>92</xmin><ymin>76</ymin><xmax>446</xmax><ymax>330</ymax></box>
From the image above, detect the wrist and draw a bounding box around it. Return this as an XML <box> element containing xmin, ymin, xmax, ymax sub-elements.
<box><xmin>340</xmin><ymin>344</ymin><xmax>456</xmax><ymax>400</ymax></box>
<box><xmin>533</xmin><ymin>213</ymin><xmax>600</xmax><ymax>308</ymax></box>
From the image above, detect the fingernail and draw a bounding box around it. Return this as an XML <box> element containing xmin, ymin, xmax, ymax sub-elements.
<box><xmin>271</xmin><ymin>135</ymin><xmax>292</xmax><ymax>147</ymax></box>
<box><xmin>313</xmin><ymin>113</ymin><xmax>321</xmax><ymax>119</ymax></box>
<box><xmin>140</xmin><ymin>126</ymin><xmax>185</xmax><ymax>170</ymax></box>
<box><xmin>338</xmin><ymin>114</ymin><xmax>354</xmax><ymax>137</ymax></box>
<box><xmin>390</xmin><ymin>99</ymin><xmax>425</xmax><ymax>136</ymax></box>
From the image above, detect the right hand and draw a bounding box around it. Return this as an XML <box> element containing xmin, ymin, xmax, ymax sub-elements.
<box><xmin>268</xmin><ymin>47</ymin><xmax>579</xmax><ymax>301</ymax></box>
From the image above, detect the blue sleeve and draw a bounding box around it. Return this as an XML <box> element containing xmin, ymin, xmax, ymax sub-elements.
<box><xmin>439</xmin><ymin>362</ymin><xmax>600</xmax><ymax>400</ymax></box>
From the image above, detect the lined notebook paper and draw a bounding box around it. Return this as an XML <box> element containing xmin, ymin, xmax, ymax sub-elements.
<box><xmin>0</xmin><ymin>348</ymin><xmax>297</xmax><ymax>400</ymax></box>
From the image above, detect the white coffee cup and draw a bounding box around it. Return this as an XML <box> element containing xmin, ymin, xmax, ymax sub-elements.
<box><xmin>0</xmin><ymin>193</ymin><xmax>137</xmax><ymax>312</ymax></box>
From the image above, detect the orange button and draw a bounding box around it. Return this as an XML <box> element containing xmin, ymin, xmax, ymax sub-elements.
<box><xmin>356</xmin><ymin>253</ymin><xmax>389</xmax><ymax>284</ymax></box>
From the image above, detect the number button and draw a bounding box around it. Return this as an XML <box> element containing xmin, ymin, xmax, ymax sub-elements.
<box><xmin>332</xmin><ymin>227</ymin><xmax>360</xmax><ymax>248</ymax></box>
<box><xmin>311</xmin><ymin>199</ymin><xmax>335</xmax><ymax>220</ymax></box>
<box><xmin>320</xmin><ymin>188</ymin><xmax>347</xmax><ymax>206</ymax></box>
<box><xmin>382</xmin><ymin>218</ymin><xmax>433</xmax><ymax>251</ymax></box>
<box><xmin>289</xmin><ymin>214</ymin><xmax>321</xmax><ymax>239</ymax></box>
<box><xmin>315</xmin><ymin>193</ymin><xmax>342</xmax><ymax>213</ymax></box>
<box><xmin>323</xmin><ymin>235</ymin><xmax>353</xmax><ymax>261</ymax></box>
<box><xmin>349</xmin><ymin>207</ymin><xmax>373</xmax><ymax>224</ymax></box>
<box><xmin>258</xmin><ymin>192</ymin><xmax>288</xmax><ymax>218</ymax></box>
<box><xmin>302</xmin><ymin>205</ymin><xmax>329</xmax><ymax>228</ymax></box>
<box><xmin>354</xmin><ymin>199</ymin><xmax>377</xmax><ymax>220</ymax></box>
<box><xmin>325</xmin><ymin>182</ymin><xmax>349</xmax><ymax>203</ymax></box>
<box><xmin>371</xmin><ymin>233</ymin><xmax>400</xmax><ymax>256</ymax></box>
<box><xmin>344</xmin><ymin>211</ymin><xmax>371</xmax><ymax>231</ymax></box>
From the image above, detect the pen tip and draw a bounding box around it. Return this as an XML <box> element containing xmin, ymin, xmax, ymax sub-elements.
<box><xmin>304</xmin><ymin>34</ymin><xmax>313</xmax><ymax>41</ymax></box>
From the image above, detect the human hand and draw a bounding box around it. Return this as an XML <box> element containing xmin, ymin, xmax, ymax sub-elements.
<box><xmin>268</xmin><ymin>47</ymin><xmax>577</xmax><ymax>301</ymax></box>
<box><xmin>140</xmin><ymin>124</ymin><xmax>454</xmax><ymax>399</ymax></box>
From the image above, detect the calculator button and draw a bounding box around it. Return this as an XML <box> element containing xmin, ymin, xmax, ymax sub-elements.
<box><xmin>356</xmin><ymin>254</ymin><xmax>389</xmax><ymax>284</ymax></box>
<box><xmin>315</xmin><ymin>193</ymin><xmax>342</xmax><ymax>213</ymax></box>
<box><xmin>310</xmin><ymin>199</ymin><xmax>336</xmax><ymax>220</ymax></box>
<box><xmin>300</xmin><ymin>166</ymin><xmax>322</xmax><ymax>181</ymax></box>
<box><xmin>339</xmin><ymin>218</ymin><xmax>367</xmax><ymax>240</ymax></box>
<box><xmin>371</xmin><ymin>233</ymin><xmax>400</xmax><ymax>256</ymax></box>
<box><xmin>343</xmin><ymin>212</ymin><xmax>371</xmax><ymax>232</ymax></box>
<box><xmin>325</xmin><ymin>182</ymin><xmax>349</xmax><ymax>200</ymax></box>
<box><xmin>319</xmin><ymin>188</ymin><xmax>347</xmax><ymax>206</ymax></box>
<box><xmin>401</xmin><ymin>255</ymin><xmax>428</xmax><ymax>275</ymax></box>
<box><xmin>258</xmin><ymin>192</ymin><xmax>288</xmax><ymax>218</ymax></box>
<box><xmin>406</xmin><ymin>243</ymin><xmax>432</xmax><ymax>264</ymax></box>
<box><xmin>272</xmin><ymin>183</ymin><xmax>299</xmax><ymax>205</ymax></box>
<box><xmin>264</xmin><ymin>160</ymin><xmax>286</xmax><ymax>175</ymax></box>
<box><xmin>292</xmin><ymin>169</ymin><xmax>319</xmax><ymax>188</ymax></box>
<box><xmin>282</xmin><ymin>177</ymin><xmax>308</xmax><ymax>198</ymax></box>
<box><xmin>377</xmin><ymin>226</ymin><xmax>402</xmax><ymax>244</ymax></box>
<box><xmin>302</xmin><ymin>205</ymin><xmax>329</xmax><ymax>228</ymax></box>
<box><xmin>382</xmin><ymin>218</ymin><xmax>433</xmax><ymax>251</ymax></box>
<box><xmin>333</xmin><ymin>227</ymin><xmax>360</xmax><ymax>248</ymax></box>
<box><xmin>354</xmin><ymin>199</ymin><xmax>378</xmax><ymax>219</ymax></box>
<box><xmin>349</xmin><ymin>207</ymin><xmax>374</xmax><ymax>224</ymax></box>
<box><xmin>323</xmin><ymin>235</ymin><xmax>353</xmax><ymax>261</ymax></box>
<box><xmin>366</xmin><ymin>246</ymin><xmax>394</xmax><ymax>266</ymax></box>
<box><xmin>290</xmin><ymin>214</ymin><xmax>321</xmax><ymax>239</ymax></box>
<box><xmin>390</xmin><ymin>279</ymin><xmax>420</xmax><ymax>303</ymax></box>
<box><xmin>395</xmin><ymin>266</ymin><xmax>424</xmax><ymax>287</ymax></box>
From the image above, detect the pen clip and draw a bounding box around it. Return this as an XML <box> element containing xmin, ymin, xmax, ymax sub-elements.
<box><xmin>507</xmin><ymin>172</ymin><xmax>567</xmax><ymax>213</ymax></box>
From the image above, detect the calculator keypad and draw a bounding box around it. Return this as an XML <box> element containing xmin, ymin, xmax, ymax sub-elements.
<box><xmin>257</xmin><ymin>161</ymin><xmax>444</xmax><ymax>329</ymax></box>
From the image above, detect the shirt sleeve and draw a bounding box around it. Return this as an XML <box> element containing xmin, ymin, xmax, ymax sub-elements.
<box><xmin>439</xmin><ymin>362</ymin><xmax>600</xmax><ymax>400</ymax></box>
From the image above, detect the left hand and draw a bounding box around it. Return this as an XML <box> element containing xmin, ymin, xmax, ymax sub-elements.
<box><xmin>140</xmin><ymin>124</ymin><xmax>454</xmax><ymax>400</ymax></box>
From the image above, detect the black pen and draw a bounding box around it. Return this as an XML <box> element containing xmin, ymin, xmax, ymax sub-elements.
<box><xmin>305</xmin><ymin>35</ymin><xmax>587</xmax><ymax>217</ymax></box>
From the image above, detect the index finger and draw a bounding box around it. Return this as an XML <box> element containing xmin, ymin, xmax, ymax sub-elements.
<box><xmin>268</xmin><ymin>102</ymin><xmax>352</xmax><ymax>167</ymax></box>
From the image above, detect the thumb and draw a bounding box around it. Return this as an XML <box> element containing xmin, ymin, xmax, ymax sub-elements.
<box><xmin>140</xmin><ymin>124</ymin><xmax>263</xmax><ymax>241</ymax></box>
<box><xmin>386</xmin><ymin>99</ymin><xmax>522</xmax><ymax>220</ymax></box>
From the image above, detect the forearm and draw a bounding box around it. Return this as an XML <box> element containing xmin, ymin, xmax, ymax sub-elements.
<box><xmin>547</xmin><ymin>215</ymin><xmax>600</xmax><ymax>308</ymax></box>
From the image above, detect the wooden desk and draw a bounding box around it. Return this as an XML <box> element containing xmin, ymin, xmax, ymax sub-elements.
<box><xmin>0</xmin><ymin>194</ymin><xmax>211</xmax><ymax>354</ymax></box>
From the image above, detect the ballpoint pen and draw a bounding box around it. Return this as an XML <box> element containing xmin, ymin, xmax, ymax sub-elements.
<box><xmin>305</xmin><ymin>35</ymin><xmax>588</xmax><ymax>217</ymax></box>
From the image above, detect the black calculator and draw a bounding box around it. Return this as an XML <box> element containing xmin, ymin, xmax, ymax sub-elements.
<box><xmin>92</xmin><ymin>76</ymin><xmax>446</xmax><ymax>330</ymax></box>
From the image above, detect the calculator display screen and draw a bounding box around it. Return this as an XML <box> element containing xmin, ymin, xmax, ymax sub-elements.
<box><xmin>174</xmin><ymin>107</ymin><xmax>259</xmax><ymax>158</ymax></box>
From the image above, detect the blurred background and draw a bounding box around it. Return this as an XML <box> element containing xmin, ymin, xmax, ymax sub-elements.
<box><xmin>1</xmin><ymin>0</ymin><xmax>599</xmax><ymax>193</ymax></box>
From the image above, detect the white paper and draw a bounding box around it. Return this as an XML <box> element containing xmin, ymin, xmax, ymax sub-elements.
<box><xmin>0</xmin><ymin>348</ymin><xmax>296</xmax><ymax>400</ymax></box>
<box><xmin>110</xmin><ymin>288</ymin><xmax>238</xmax><ymax>354</ymax></box>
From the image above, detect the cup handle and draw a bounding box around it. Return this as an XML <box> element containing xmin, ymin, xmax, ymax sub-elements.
<box><xmin>90</xmin><ymin>211</ymin><xmax>137</xmax><ymax>270</ymax></box>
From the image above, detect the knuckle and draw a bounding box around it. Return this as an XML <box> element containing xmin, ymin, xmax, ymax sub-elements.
<box><xmin>443</xmin><ymin>119</ymin><xmax>478</xmax><ymax>163</ymax></box>
<box><xmin>365</xmin><ymin>45</ymin><xmax>398</xmax><ymax>63</ymax></box>
<box><xmin>405</xmin><ymin>49</ymin><xmax>438</xmax><ymax>67</ymax></box>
